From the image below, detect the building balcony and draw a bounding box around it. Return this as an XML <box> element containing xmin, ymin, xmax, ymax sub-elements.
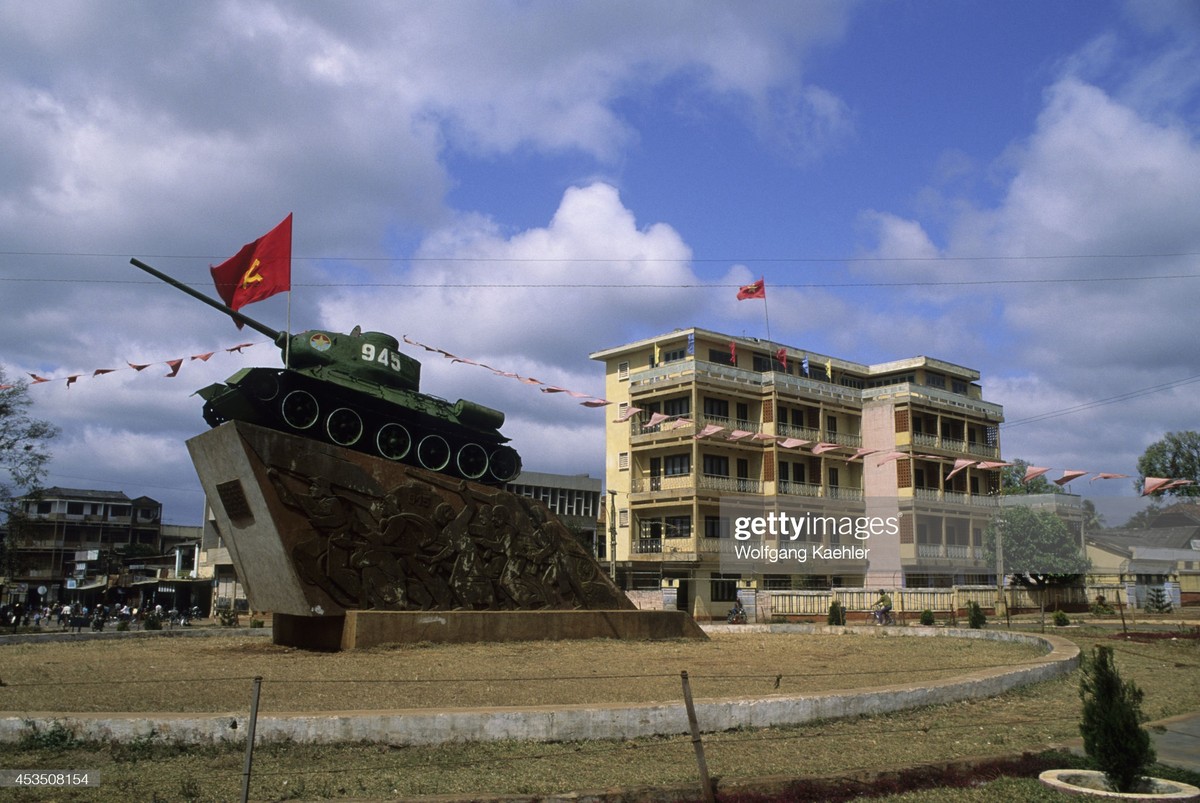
<box><xmin>696</xmin><ymin>414</ymin><xmax>762</xmax><ymax>436</ymax></box>
<box><xmin>917</xmin><ymin>543</ymin><xmax>984</xmax><ymax>560</ymax></box>
<box><xmin>912</xmin><ymin>488</ymin><xmax>999</xmax><ymax>508</ymax></box>
<box><xmin>699</xmin><ymin>474</ymin><xmax>761</xmax><ymax>494</ymax></box>
<box><xmin>863</xmin><ymin>381</ymin><xmax>1004</xmax><ymax>421</ymax></box>
<box><xmin>777</xmin><ymin>423</ymin><xmax>862</xmax><ymax>448</ymax></box>
<box><xmin>629</xmin><ymin>474</ymin><xmax>763</xmax><ymax>496</ymax></box>
<box><xmin>911</xmin><ymin>432</ymin><xmax>1000</xmax><ymax>459</ymax></box>
<box><xmin>631</xmin><ymin>418</ymin><xmax>696</xmax><ymax>439</ymax></box>
<box><xmin>778</xmin><ymin>481</ymin><xmax>863</xmax><ymax>501</ymax></box>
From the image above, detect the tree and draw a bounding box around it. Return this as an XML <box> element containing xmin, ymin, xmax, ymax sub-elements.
<box><xmin>0</xmin><ymin>368</ymin><xmax>59</xmax><ymax>574</ymax></box>
<box><xmin>1136</xmin><ymin>431</ymin><xmax>1200</xmax><ymax>498</ymax></box>
<box><xmin>1000</xmin><ymin>458</ymin><xmax>1061</xmax><ymax>496</ymax></box>
<box><xmin>983</xmin><ymin>506</ymin><xmax>1089</xmax><ymax>593</ymax></box>
<box><xmin>1079</xmin><ymin>645</ymin><xmax>1155</xmax><ymax>793</ymax></box>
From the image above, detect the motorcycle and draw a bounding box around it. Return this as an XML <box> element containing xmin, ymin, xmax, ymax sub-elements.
<box><xmin>727</xmin><ymin>606</ymin><xmax>748</xmax><ymax>625</ymax></box>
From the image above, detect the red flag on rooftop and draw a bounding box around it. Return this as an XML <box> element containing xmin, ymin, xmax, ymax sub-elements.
<box><xmin>736</xmin><ymin>277</ymin><xmax>766</xmax><ymax>300</ymax></box>
<box><xmin>210</xmin><ymin>213</ymin><xmax>292</xmax><ymax>326</ymax></box>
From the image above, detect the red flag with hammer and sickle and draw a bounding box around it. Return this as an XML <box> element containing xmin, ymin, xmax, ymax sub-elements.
<box><xmin>210</xmin><ymin>213</ymin><xmax>292</xmax><ymax>323</ymax></box>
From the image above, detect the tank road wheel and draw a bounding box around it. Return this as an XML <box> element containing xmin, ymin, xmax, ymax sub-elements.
<box><xmin>489</xmin><ymin>446</ymin><xmax>521</xmax><ymax>482</ymax></box>
<box><xmin>456</xmin><ymin>443</ymin><xmax>489</xmax><ymax>480</ymax></box>
<box><xmin>326</xmin><ymin>407</ymin><xmax>364</xmax><ymax>446</ymax></box>
<box><xmin>416</xmin><ymin>434</ymin><xmax>451</xmax><ymax>472</ymax></box>
<box><xmin>281</xmin><ymin>390</ymin><xmax>319</xmax><ymax>430</ymax></box>
<box><xmin>375</xmin><ymin>423</ymin><xmax>412</xmax><ymax>461</ymax></box>
<box><xmin>245</xmin><ymin>371</ymin><xmax>280</xmax><ymax>401</ymax></box>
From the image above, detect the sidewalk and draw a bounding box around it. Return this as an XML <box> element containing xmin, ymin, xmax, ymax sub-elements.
<box><xmin>1067</xmin><ymin>711</ymin><xmax>1200</xmax><ymax>775</ymax></box>
<box><xmin>1147</xmin><ymin>712</ymin><xmax>1200</xmax><ymax>775</ymax></box>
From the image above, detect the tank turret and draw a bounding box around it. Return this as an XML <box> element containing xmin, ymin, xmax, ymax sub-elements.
<box><xmin>131</xmin><ymin>258</ymin><xmax>521</xmax><ymax>484</ymax></box>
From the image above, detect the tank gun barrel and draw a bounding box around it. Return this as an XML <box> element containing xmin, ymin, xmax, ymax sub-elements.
<box><xmin>130</xmin><ymin>258</ymin><xmax>283</xmax><ymax>343</ymax></box>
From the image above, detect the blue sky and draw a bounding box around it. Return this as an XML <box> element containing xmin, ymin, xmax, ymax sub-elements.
<box><xmin>2</xmin><ymin>1</ymin><xmax>1198</xmax><ymax>525</ymax></box>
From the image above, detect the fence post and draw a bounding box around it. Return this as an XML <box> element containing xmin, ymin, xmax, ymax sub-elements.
<box><xmin>240</xmin><ymin>675</ymin><xmax>263</xmax><ymax>803</ymax></box>
<box><xmin>680</xmin><ymin>671</ymin><xmax>715</xmax><ymax>803</ymax></box>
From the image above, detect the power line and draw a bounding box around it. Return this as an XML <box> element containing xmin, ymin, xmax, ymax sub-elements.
<box><xmin>3</xmin><ymin>273</ymin><xmax>1200</xmax><ymax>289</ymax></box>
<box><xmin>1</xmin><ymin>249</ymin><xmax>1198</xmax><ymax>262</ymax></box>
<box><xmin>1002</xmin><ymin>373</ymin><xmax>1200</xmax><ymax>428</ymax></box>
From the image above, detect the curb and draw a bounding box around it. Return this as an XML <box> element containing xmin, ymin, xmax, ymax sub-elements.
<box><xmin>0</xmin><ymin>626</ymin><xmax>1078</xmax><ymax>747</ymax></box>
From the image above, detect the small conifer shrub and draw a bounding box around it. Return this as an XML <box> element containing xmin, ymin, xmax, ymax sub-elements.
<box><xmin>967</xmin><ymin>601</ymin><xmax>986</xmax><ymax>629</ymax></box>
<box><xmin>827</xmin><ymin>601</ymin><xmax>846</xmax><ymax>626</ymax></box>
<box><xmin>1079</xmin><ymin>645</ymin><xmax>1155</xmax><ymax>793</ymax></box>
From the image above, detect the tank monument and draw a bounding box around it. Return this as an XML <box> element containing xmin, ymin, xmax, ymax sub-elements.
<box><xmin>132</xmin><ymin>258</ymin><xmax>703</xmax><ymax>649</ymax></box>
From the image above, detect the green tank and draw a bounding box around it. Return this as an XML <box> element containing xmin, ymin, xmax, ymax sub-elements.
<box><xmin>131</xmin><ymin>258</ymin><xmax>521</xmax><ymax>484</ymax></box>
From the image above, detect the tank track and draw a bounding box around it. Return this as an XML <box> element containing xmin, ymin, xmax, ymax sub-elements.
<box><xmin>202</xmin><ymin>369</ymin><xmax>521</xmax><ymax>485</ymax></box>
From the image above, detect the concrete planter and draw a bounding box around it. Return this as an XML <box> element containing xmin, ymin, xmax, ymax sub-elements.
<box><xmin>1038</xmin><ymin>769</ymin><xmax>1200</xmax><ymax>800</ymax></box>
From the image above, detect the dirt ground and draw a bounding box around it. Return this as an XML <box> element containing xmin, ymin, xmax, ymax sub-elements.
<box><xmin>0</xmin><ymin>629</ymin><xmax>1047</xmax><ymax>713</ymax></box>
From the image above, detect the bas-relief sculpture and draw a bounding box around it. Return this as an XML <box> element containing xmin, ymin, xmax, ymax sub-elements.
<box><xmin>269</xmin><ymin>464</ymin><xmax>629</xmax><ymax>612</ymax></box>
<box><xmin>189</xmin><ymin>421</ymin><xmax>633</xmax><ymax>619</ymax></box>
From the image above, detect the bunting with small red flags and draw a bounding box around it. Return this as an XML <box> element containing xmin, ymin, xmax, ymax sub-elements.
<box><xmin>18</xmin><ymin>339</ymin><xmax>264</xmax><ymax>390</ymax></box>
<box><xmin>399</xmin><ymin>334</ymin><xmax>611</xmax><ymax>407</ymax></box>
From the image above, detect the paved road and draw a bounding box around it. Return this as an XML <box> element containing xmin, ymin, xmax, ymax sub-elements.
<box><xmin>1148</xmin><ymin>712</ymin><xmax>1200</xmax><ymax>775</ymax></box>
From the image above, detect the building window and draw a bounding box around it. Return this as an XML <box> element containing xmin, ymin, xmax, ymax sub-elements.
<box><xmin>702</xmin><ymin>454</ymin><xmax>729</xmax><ymax>477</ymax></box>
<box><xmin>663</xmin><ymin>454</ymin><xmax>691</xmax><ymax>476</ymax></box>
<box><xmin>708</xmin><ymin>347</ymin><xmax>734</xmax><ymax>365</ymax></box>
<box><xmin>662</xmin><ymin>348</ymin><xmax>686</xmax><ymax>363</ymax></box>
<box><xmin>703</xmin><ymin>397</ymin><xmax>729</xmax><ymax>418</ymax></box>
<box><xmin>710</xmin><ymin>572</ymin><xmax>739</xmax><ymax>602</ymax></box>
<box><xmin>618</xmin><ymin>452</ymin><xmax>629</xmax><ymax>471</ymax></box>
<box><xmin>663</xmin><ymin>396</ymin><xmax>690</xmax><ymax>417</ymax></box>
<box><xmin>762</xmin><ymin>574</ymin><xmax>792</xmax><ymax>590</ymax></box>
<box><xmin>618</xmin><ymin>509</ymin><xmax>629</xmax><ymax>527</ymax></box>
<box><xmin>926</xmin><ymin>372</ymin><xmax>946</xmax><ymax>389</ymax></box>
<box><xmin>618</xmin><ymin>361</ymin><xmax>629</xmax><ymax>380</ymax></box>
<box><xmin>704</xmin><ymin>516</ymin><xmax>728</xmax><ymax>538</ymax></box>
<box><xmin>665</xmin><ymin>515</ymin><xmax>691</xmax><ymax>538</ymax></box>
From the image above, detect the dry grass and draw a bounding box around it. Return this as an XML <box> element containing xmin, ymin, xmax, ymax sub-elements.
<box><xmin>2</xmin><ymin>629</ymin><xmax>1045</xmax><ymax>712</ymax></box>
<box><xmin>0</xmin><ymin>622</ymin><xmax>1196</xmax><ymax>801</ymax></box>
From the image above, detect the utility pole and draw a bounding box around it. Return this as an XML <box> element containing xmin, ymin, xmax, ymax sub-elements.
<box><xmin>608</xmin><ymin>489</ymin><xmax>618</xmax><ymax>583</ymax></box>
<box><xmin>995</xmin><ymin>518</ymin><xmax>1006</xmax><ymax>622</ymax></box>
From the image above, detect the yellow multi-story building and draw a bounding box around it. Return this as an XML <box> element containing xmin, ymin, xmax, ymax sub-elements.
<box><xmin>590</xmin><ymin>327</ymin><xmax>1007</xmax><ymax>611</ymax></box>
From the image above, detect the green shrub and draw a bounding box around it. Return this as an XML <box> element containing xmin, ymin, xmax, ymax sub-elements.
<box><xmin>967</xmin><ymin>601</ymin><xmax>986</xmax><ymax>629</ymax></box>
<box><xmin>919</xmin><ymin>609</ymin><xmax>935</xmax><ymax>626</ymax></box>
<box><xmin>1090</xmin><ymin>596</ymin><xmax>1116</xmax><ymax>616</ymax></box>
<box><xmin>116</xmin><ymin>620</ymin><xmax>130</xmax><ymax>632</ymax></box>
<box><xmin>827</xmin><ymin>601</ymin><xmax>846</xmax><ymax>626</ymax></box>
<box><xmin>249</xmin><ymin>618</ymin><xmax>264</xmax><ymax>628</ymax></box>
<box><xmin>219</xmin><ymin>609</ymin><xmax>240</xmax><ymax>627</ymax></box>
<box><xmin>19</xmin><ymin>720</ymin><xmax>78</xmax><ymax>751</ymax></box>
<box><xmin>1079</xmin><ymin>645</ymin><xmax>1155</xmax><ymax>793</ymax></box>
<box><xmin>1053</xmin><ymin>610</ymin><xmax>1070</xmax><ymax>627</ymax></box>
<box><xmin>143</xmin><ymin>614</ymin><xmax>162</xmax><ymax>631</ymax></box>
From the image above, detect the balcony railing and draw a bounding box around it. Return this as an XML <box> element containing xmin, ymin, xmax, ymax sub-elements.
<box><xmin>912</xmin><ymin>487</ymin><xmax>999</xmax><ymax>507</ymax></box>
<box><xmin>698</xmin><ymin>474</ymin><xmax>761</xmax><ymax>494</ymax></box>
<box><xmin>779</xmin><ymin>480</ymin><xmax>822</xmax><ymax>497</ymax></box>
<box><xmin>916</xmin><ymin>543</ymin><xmax>985</xmax><ymax>560</ymax></box>
<box><xmin>633</xmin><ymin>538</ymin><xmax>663</xmax><ymax>554</ymax></box>
<box><xmin>776</xmin><ymin>423</ymin><xmax>862</xmax><ymax>447</ymax></box>
<box><xmin>911</xmin><ymin>431</ymin><xmax>1000</xmax><ymax>459</ymax></box>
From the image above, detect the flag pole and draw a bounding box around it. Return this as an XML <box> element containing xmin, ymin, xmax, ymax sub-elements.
<box><xmin>285</xmin><ymin>289</ymin><xmax>292</xmax><ymax>369</ymax></box>
<box><xmin>762</xmin><ymin>294</ymin><xmax>772</xmax><ymax>344</ymax></box>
